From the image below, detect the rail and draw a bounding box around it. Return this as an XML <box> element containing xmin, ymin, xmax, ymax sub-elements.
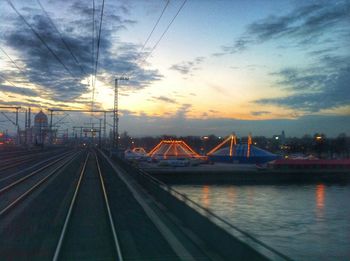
<box><xmin>52</xmin><ymin>152</ymin><xmax>89</xmax><ymax>261</ymax></box>
<box><xmin>53</xmin><ymin>152</ymin><xmax>123</xmax><ymax>261</ymax></box>
<box><xmin>95</xmin><ymin>153</ymin><xmax>123</xmax><ymax>261</ymax></box>
<box><xmin>0</xmin><ymin>151</ymin><xmax>75</xmax><ymax>193</ymax></box>
<box><xmin>0</xmin><ymin>149</ymin><xmax>71</xmax><ymax>172</ymax></box>
<box><xmin>0</xmin><ymin>151</ymin><xmax>79</xmax><ymax>217</ymax></box>
<box><xmin>0</xmin><ymin>150</ymin><xmax>74</xmax><ymax>183</ymax></box>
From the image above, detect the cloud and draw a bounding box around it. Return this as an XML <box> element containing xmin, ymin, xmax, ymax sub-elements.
<box><xmin>270</xmin><ymin>68</ymin><xmax>326</xmax><ymax>92</ymax></box>
<box><xmin>209</xmin><ymin>84</ymin><xmax>228</xmax><ymax>95</ymax></box>
<box><xmin>0</xmin><ymin>84</ymin><xmax>38</xmax><ymax>97</ymax></box>
<box><xmin>118</xmin><ymin>113</ymin><xmax>350</xmax><ymax>137</ymax></box>
<box><xmin>256</xmin><ymin>56</ymin><xmax>350</xmax><ymax>112</ymax></box>
<box><xmin>210</xmin><ymin>1</ymin><xmax>350</xmax><ymax>113</ymax></box>
<box><xmin>251</xmin><ymin>111</ymin><xmax>271</xmax><ymax>116</ymax></box>
<box><xmin>218</xmin><ymin>37</ymin><xmax>252</xmax><ymax>55</ymax></box>
<box><xmin>308</xmin><ymin>47</ymin><xmax>339</xmax><ymax>57</ymax></box>
<box><xmin>175</xmin><ymin>103</ymin><xmax>192</xmax><ymax>118</ymax></box>
<box><xmin>152</xmin><ymin>96</ymin><xmax>177</xmax><ymax>104</ymax></box>
<box><xmin>0</xmin><ymin>99</ymin><xmax>38</xmax><ymax>108</ymax></box>
<box><xmin>169</xmin><ymin>56</ymin><xmax>205</xmax><ymax>75</ymax></box>
<box><xmin>119</xmin><ymin>109</ymin><xmax>137</xmax><ymax>116</ymax></box>
<box><xmin>1</xmin><ymin>1</ymin><xmax>162</xmax><ymax>107</ymax></box>
<box><xmin>217</xmin><ymin>2</ymin><xmax>350</xmax><ymax>55</ymax></box>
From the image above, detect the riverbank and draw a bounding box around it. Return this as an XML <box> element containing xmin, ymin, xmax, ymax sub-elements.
<box><xmin>139</xmin><ymin>162</ymin><xmax>350</xmax><ymax>185</ymax></box>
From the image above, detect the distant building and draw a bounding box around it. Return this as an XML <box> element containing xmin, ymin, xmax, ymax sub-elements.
<box><xmin>17</xmin><ymin>110</ymin><xmax>55</xmax><ymax>146</ymax></box>
<box><xmin>34</xmin><ymin>110</ymin><xmax>48</xmax><ymax>145</ymax></box>
<box><xmin>273</xmin><ymin>130</ymin><xmax>286</xmax><ymax>144</ymax></box>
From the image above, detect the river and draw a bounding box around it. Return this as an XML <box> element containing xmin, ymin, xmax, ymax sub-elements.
<box><xmin>173</xmin><ymin>183</ymin><xmax>350</xmax><ymax>260</ymax></box>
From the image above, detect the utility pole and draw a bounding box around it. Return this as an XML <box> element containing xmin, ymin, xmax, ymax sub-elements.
<box><xmin>28</xmin><ymin>107</ymin><xmax>31</xmax><ymax>127</ymax></box>
<box><xmin>24</xmin><ymin>109</ymin><xmax>27</xmax><ymax>146</ymax></box>
<box><xmin>15</xmin><ymin>107</ymin><xmax>19</xmax><ymax>145</ymax></box>
<box><xmin>113</xmin><ymin>77</ymin><xmax>128</xmax><ymax>150</ymax></box>
<box><xmin>49</xmin><ymin>109</ymin><xmax>53</xmax><ymax>144</ymax></box>
<box><xmin>15</xmin><ymin>107</ymin><xmax>19</xmax><ymax>126</ymax></box>
<box><xmin>99</xmin><ymin>118</ymin><xmax>102</xmax><ymax>148</ymax></box>
<box><xmin>0</xmin><ymin>106</ymin><xmax>21</xmax><ymax>145</ymax></box>
<box><xmin>103</xmin><ymin>112</ymin><xmax>106</xmax><ymax>145</ymax></box>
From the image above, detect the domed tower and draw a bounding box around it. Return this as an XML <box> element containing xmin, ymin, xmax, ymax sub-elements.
<box><xmin>34</xmin><ymin>110</ymin><xmax>48</xmax><ymax>145</ymax></box>
<box><xmin>34</xmin><ymin>110</ymin><xmax>48</xmax><ymax>128</ymax></box>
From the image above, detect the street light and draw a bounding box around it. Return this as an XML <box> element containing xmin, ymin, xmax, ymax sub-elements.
<box><xmin>113</xmin><ymin>77</ymin><xmax>129</xmax><ymax>150</ymax></box>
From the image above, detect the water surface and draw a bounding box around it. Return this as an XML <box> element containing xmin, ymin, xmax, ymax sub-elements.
<box><xmin>173</xmin><ymin>184</ymin><xmax>350</xmax><ymax>260</ymax></box>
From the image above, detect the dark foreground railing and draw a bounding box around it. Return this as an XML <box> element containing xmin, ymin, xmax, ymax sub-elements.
<box><xmin>111</xmin><ymin>156</ymin><xmax>293</xmax><ymax>261</ymax></box>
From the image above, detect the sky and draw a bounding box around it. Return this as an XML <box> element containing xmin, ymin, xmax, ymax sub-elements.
<box><xmin>0</xmin><ymin>0</ymin><xmax>349</xmax><ymax>137</ymax></box>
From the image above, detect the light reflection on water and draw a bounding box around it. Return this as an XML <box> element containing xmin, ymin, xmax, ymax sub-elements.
<box><xmin>173</xmin><ymin>183</ymin><xmax>350</xmax><ymax>261</ymax></box>
<box><xmin>202</xmin><ymin>185</ymin><xmax>210</xmax><ymax>209</ymax></box>
<box><xmin>316</xmin><ymin>184</ymin><xmax>325</xmax><ymax>220</ymax></box>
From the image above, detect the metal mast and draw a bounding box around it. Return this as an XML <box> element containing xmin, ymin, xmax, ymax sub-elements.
<box><xmin>113</xmin><ymin>77</ymin><xmax>128</xmax><ymax>149</ymax></box>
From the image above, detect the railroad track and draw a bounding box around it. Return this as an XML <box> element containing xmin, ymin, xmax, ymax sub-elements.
<box><xmin>0</xmin><ymin>151</ymin><xmax>80</xmax><ymax>217</ymax></box>
<box><xmin>0</xmin><ymin>148</ymin><xmax>61</xmax><ymax>162</ymax></box>
<box><xmin>0</xmin><ymin>148</ymin><xmax>42</xmax><ymax>159</ymax></box>
<box><xmin>0</xmin><ymin>150</ymin><xmax>74</xmax><ymax>184</ymax></box>
<box><xmin>53</xmin><ymin>152</ymin><xmax>123</xmax><ymax>261</ymax></box>
<box><xmin>0</xmin><ymin>154</ymin><xmax>46</xmax><ymax>172</ymax></box>
<box><xmin>0</xmin><ymin>151</ymin><xmax>44</xmax><ymax>164</ymax></box>
<box><xmin>0</xmin><ymin>149</ymin><xmax>68</xmax><ymax>172</ymax></box>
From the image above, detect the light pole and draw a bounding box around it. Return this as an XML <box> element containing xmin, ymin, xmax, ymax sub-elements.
<box><xmin>114</xmin><ymin>77</ymin><xmax>129</xmax><ymax>150</ymax></box>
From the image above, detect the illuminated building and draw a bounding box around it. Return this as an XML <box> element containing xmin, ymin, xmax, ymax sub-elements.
<box><xmin>207</xmin><ymin>133</ymin><xmax>279</xmax><ymax>164</ymax></box>
<box><xmin>148</xmin><ymin>140</ymin><xmax>202</xmax><ymax>160</ymax></box>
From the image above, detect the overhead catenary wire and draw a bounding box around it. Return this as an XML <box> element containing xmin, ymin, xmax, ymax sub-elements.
<box><xmin>0</xmin><ymin>73</ymin><xmax>31</xmax><ymax>99</ymax></box>
<box><xmin>6</xmin><ymin>0</ymin><xmax>76</xmax><ymax>78</ymax></box>
<box><xmin>0</xmin><ymin>46</ymin><xmax>27</xmax><ymax>76</ymax></box>
<box><xmin>120</xmin><ymin>0</ymin><xmax>170</xmax><ymax>79</ymax></box>
<box><xmin>126</xmin><ymin>0</ymin><xmax>188</xmax><ymax>79</ymax></box>
<box><xmin>139</xmin><ymin>0</ymin><xmax>171</xmax><ymax>54</ymax></box>
<box><xmin>0</xmin><ymin>73</ymin><xmax>23</xmax><ymax>90</ymax></box>
<box><xmin>36</xmin><ymin>0</ymin><xmax>87</xmax><ymax>76</ymax></box>
<box><xmin>91</xmin><ymin>0</ymin><xmax>96</xmax><ymax>113</ymax></box>
<box><xmin>91</xmin><ymin>0</ymin><xmax>106</xmax><ymax>111</ymax></box>
<box><xmin>139</xmin><ymin>0</ymin><xmax>188</xmax><ymax>69</ymax></box>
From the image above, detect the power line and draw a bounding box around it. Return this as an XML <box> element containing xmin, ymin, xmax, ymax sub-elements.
<box><xmin>0</xmin><ymin>73</ymin><xmax>20</xmax><ymax>89</ymax></box>
<box><xmin>120</xmin><ymin>0</ymin><xmax>170</xmax><ymax>79</ymax></box>
<box><xmin>0</xmin><ymin>46</ymin><xmax>45</xmax><ymax>92</ymax></box>
<box><xmin>36</xmin><ymin>0</ymin><xmax>87</xmax><ymax>76</ymax></box>
<box><xmin>91</xmin><ymin>0</ymin><xmax>96</xmax><ymax>112</ymax></box>
<box><xmin>0</xmin><ymin>73</ymin><xmax>40</xmax><ymax>106</ymax></box>
<box><xmin>90</xmin><ymin>0</ymin><xmax>106</xmax><ymax>114</ymax></box>
<box><xmin>6</xmin><ymin>0</ymin><xmax>75</xmax><ymax>78</ymax></box>
<box><xmin>127</xmin><ymin>0</ymin><xmax>188</xmax><ymax>79</ymax></box>
<box><xmin>139</xmin><ymin>0</ymin><xmax>170</xmax><ymax>54</ymax></box>
<box><xmin>140</xmin><ymin>0</ymin><xmax>188</xmax><ymax>68</ymax></box>
<box><xmin>0</xmin><ymin>46</ymin><xmax>27</xmax><ymax>76</ymax></box>
<box><xmin>92</xmin><ymin>0</ymin><xmax>106</xmax><ymax>100</ymax></box>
